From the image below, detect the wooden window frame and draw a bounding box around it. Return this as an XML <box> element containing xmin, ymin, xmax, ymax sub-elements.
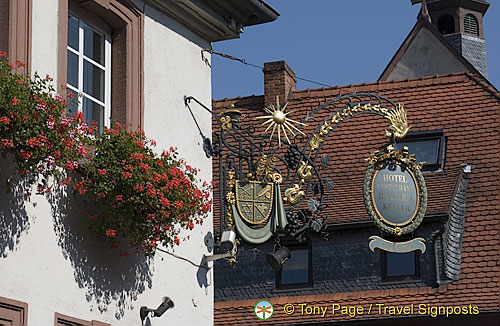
<box><xmin>55</xmin><ymin>312</ymin><xmax>110</xmax><ymax>326</ymax></box>
<box><xmin>58</xmin><ymin>0</ymin><xmax>144</xmax><ymax>131</ymax></box>
<box><xmin>0</xmin><ymin>296</ymin><xmax>28</xmax><ymax>326</ymax></box>
<box><xmin>0</xmin><ymin>0</ymin><xmax>32</xmax><ymax>74</ymax></box>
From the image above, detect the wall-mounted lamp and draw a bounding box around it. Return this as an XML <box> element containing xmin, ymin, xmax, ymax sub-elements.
<box><xmin>140</xmin><ymin>297</ymin><xmax>174</xmax><ymax>323</ymax></box>
<box><xmin>266</xmin><ymin>246</ymin><xmax>291</xmax><ymax>270</ymax></box>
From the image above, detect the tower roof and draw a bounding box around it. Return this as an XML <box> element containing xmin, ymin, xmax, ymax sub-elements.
<box><xmin>425</xmin><ymin>0</ymin><xmax>490</xmax><ymax>14</ymax></box>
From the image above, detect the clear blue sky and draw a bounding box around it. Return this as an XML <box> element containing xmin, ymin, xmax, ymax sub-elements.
<box><xmin>211</xmin><ymin>0</ymin><xmax>499</xmax><ymax>100</ymax></box>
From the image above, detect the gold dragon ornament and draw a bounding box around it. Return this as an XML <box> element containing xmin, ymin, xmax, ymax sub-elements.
<box><xmin>385</xmin><ymin>104</ymin><xmax>410</xmax><ymax>139</ymax></box>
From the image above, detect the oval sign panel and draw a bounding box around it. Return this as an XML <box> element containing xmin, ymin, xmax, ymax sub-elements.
<box><xmin>363</xmin><ymin>146</ymin><xmax>427</xmax><ymax>236</ymax></box>
<box><xmin>371</xmin><ymin>164</ymin><xmax>419</xmax><ymax>226</ymax></box>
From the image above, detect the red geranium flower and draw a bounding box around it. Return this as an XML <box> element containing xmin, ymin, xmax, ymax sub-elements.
<box><xmin>0</xmin><ymin>139</ymin><xmax>13</xmax><ymax>148</ymax></box>
<box><xmin>105</xmin><ymin>229</ymin><xmax>117</xmax><ymax>238</ymax></box>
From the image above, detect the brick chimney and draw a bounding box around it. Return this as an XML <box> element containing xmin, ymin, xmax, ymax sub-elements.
<box><xmin>263</xmin><ymin>61</ymin><xmax>297</xmax><ymax>107</ymax></box>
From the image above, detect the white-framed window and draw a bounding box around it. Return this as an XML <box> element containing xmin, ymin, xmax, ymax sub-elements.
<box><xmin>67</xmin><ymin>13</ymin><xmax>111</xmax><ymax>134</ymax></box>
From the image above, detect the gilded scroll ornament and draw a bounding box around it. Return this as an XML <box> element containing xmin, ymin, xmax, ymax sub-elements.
<box><xmin>309</xmin><ymin>134</ymin><xmax>322</xmax><ymax>152</ymax></box>
<box><xmin>297</xmin><ymin>161</ymin><xmax>312</xmax><ymax>183</ymax></box>
<box><xmin>226</xmin><ymin>192</ymin><xmax>236</xmax><ymax>205</ymax></box>
<box><xmin>225</xmin><ymin>169</ymin><xmax>236</xmax><ymax>228</ymax></box>
<box><xmin>330</xmin><ymin>103</ymin><xmax>389</xmax><ymax>126</ymax></box>
<box><xmin>220</xmin><ymin>116</ymin><xmax>232</xmax><ymax>130</ymax></box>
<box><xmin>227</xmin><ymin>169</ymin><xmax>236</xmax><ymax>185</ymax></box>
<box><xmin>271</xmin><ymin>173</ymin><xmax>283</xmax><ymax>184</ymax></box>
<box><xmin>319</xmin><ymin>121</ymin><xmax>332</xmax><ymax>136</ymax></box>
<box><xmin>226</xmin><ymin>205</ymin><xmax>235</xmax><ymax>229</ymax></box>
<box><xmin>283</xmin><ymin>184</ymin><xmax>305</xmax><ymax>205</ymax></box>
<box><xmin>220</xmin><ymin>106</ymin><xmax>245</xmax><ymax>130</ymax></box>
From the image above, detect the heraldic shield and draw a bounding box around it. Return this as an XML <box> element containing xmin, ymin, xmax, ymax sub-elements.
<box><xmin>236</xmin><ymin>181</ymin><xmax>273</xmax><ymax>224</ymax></box>
<box><xmin>231</xmin><ymin>181</ymin><xmax>287</xmax><ymax>245</ymax></box>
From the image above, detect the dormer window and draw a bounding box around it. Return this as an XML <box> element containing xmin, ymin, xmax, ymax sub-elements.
<box><xmin>275</xmin><ymin>243</ymin><xmax>312</xmax><ymax>290</ymax></box>
<box><xmin>395</xmin><ymin>130</ymin><xmax>446</xmax><ymax>172</ymax></box>
<box><xmin>464</xmin><ymin>14</ymin><xmax>479</xmax><ymax>36</ymax></box>
<box><xmin>437</xmin><ymin>15</ymin><xmax>455</xmax><ymax>35</ymax></box>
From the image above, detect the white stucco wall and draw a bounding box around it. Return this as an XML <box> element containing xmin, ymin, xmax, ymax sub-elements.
<box><xmin>141</xmin><ymin>3</ymin><xmax>214</xmax><ymax>325</ymax></box>
<box><xmin>0</xmin><ymin>0</ymin><xmax>213</xmax><ymax>325</ymax></box>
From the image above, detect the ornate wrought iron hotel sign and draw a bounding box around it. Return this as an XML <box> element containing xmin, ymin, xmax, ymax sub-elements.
<box><xmin>185</xmin><ymin>91</ymin><xmax>428</xmax><ymax>261</ymax></box>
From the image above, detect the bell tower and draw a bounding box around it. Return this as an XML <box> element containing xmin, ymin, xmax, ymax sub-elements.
<box><xmin>423</xmin><ymin>0</ymin><xmax>490</xmax><ymax>77</ymax></box>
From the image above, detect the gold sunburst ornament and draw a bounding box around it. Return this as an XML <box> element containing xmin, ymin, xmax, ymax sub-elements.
<box><xmin>256</xmin><ymin>96</ymin><xmax>307</xmax><ymax>148</ymax></box>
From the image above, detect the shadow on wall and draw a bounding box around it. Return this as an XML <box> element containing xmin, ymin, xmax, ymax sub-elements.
<box><xmin>194</xmin><ymin>231</ymin><xmax>214</xmax><ymax>291</ymax></box>
<box><xmin>0</xmin><ymin>157</ymin><xmax>31</xmax><ymax>258</ymax></box>
<box><xmin>48</xmin><ymin>182</ymin><xmax>153</xmax><ymax>320</ymax></box>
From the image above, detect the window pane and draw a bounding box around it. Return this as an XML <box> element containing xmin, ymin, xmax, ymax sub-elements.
<box><xmin>83</xmin><ymin>97</ymin><xmax>104</xmax><ymax>134</ymax></box>
<box><xmin>396</xmin><ymin>139</ymin><xmax>439</xmax><ymax>165</ymax></box>
<box><xmin>66</xmin><ymin>89</ymin><xmax>78</xmax><ymax>116</ymax></box>
<box><xmin>67</xmin><ymin>51</ymin><xmax>79</xmax><ymax>88</ymax></box>
<box><xmin>281</xmin><ymin>249</ymin><xmax>309</xmax><ymax>285</ymax></box>
<box><xmin>83</xmin><ymin>60</ymin><xmax>105</xmax><ymax>102</ymax></box>
<box><xmin>386</xmin><ymin>252</ymin><xmax>416</xmax><ymax>277</ymax></box>
<box><xmin>68</xmin><ymin>15</ymin><xmax>79</xmax><ymax>50</ymax></box>
<box><xmin>83</xmin><ymin>24</ymin><xmax>105</xmax><ymax>65</ymax></box>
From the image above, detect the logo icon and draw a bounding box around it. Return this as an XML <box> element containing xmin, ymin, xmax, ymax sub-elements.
<box><xmin>254</xmin><ymin>300</ymin><xmax>274</xmax><ymax>320</ymax></box>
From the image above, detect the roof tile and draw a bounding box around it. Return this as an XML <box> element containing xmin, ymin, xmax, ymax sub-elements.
<box><xmin>212</xmin><ymin>72</ymin><xmax>500</xmax><ymax>325</ymax></box>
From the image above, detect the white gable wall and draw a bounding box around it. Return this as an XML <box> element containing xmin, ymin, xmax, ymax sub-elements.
<box><xmin>386</xmin><ymin>28</ymin><xmax>470</xmax><ymax>81</ymax></box>
<box><xmin>0</xmin><ymin>0</ymin><xmax>213</xmax><ymax>325</ymax></box>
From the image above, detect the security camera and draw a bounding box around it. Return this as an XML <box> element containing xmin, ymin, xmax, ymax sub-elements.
<box><xmin>202</xmin><ymin>230</ymin><xmax>238</xmax><ymax>266</ymax></box>
<box><xmin>154</xmin><ymin>297</ymin><xmax>174</xmax><ymax>317</ymax></box>
<box><xmin>219</xmin><ymin>229</ymin><xmax>236</xmax><ymax>253</ymax></box>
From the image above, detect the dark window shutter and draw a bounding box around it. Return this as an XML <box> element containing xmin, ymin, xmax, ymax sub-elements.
<box><xmin>464</xmin><ymin>14</ymin><xmax>479</xmax><ymax>35</ymax></box>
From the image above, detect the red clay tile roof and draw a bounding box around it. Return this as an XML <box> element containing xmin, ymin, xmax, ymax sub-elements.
<box><xmin>214</xmin><ymin>284</ymin><xmax>500</xmax><ymax>325</ymax></box>
<box><xmin>212</xmin><ymin>72</ymin><xmax>500</xmax><ymax>324</ymax></box>
<box><xmin>212</xmin><ymin>72</ymin><xmax>499</xmax><ymax>232</ymax></box>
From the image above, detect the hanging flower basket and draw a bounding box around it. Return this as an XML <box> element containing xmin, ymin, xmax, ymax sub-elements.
<box><xmin>0</xmin><ymin>52</ymin><xmax>93</xmax><ymax>194</ymax></box>
<box><xmin>0</xmin><ymin>52</ymin><xmax>212</xmax><ymax>255</ymax></box>
<box><xmin>76</xmin><ymin>124</ymin><xmax>212</xmax><ymax>255</ymax></box>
